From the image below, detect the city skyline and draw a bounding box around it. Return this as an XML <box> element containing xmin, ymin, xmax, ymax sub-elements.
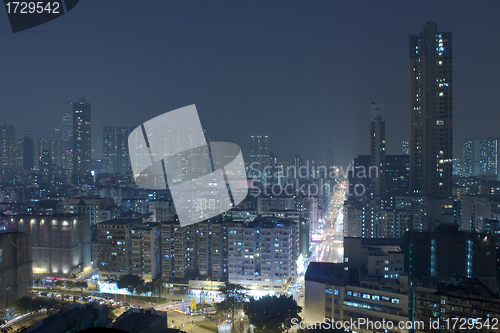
<box><xmin>3</xmin><ymin>3</ymin><xmax>500</xmax><ymax>331</ymax></box>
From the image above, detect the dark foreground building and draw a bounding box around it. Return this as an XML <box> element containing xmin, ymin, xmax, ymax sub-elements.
<box><xmin>0</xmin><ymin>231</ymin><xmax>31</xmax><ymax>310</ymax></box>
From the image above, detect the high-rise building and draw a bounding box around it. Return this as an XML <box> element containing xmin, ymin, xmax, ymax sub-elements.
<box><xmin>385</xmin><ymin>155</ymin><xmax>410</xmax><ymax>196</ymax></box>
<box><xmin>72</xmin><ymin>98</ymin><xmax>91</xmax><ymax>178</ymax></box>
<box><xmin>102</xmin><ymin>126</ymin><xmax>115</xmax><ymax>174</ymax></box>
<box><xmin>62</xmin><ymin>104</ymin><xmax>73</xmax><ymax>170</ymax></box>
<box><xmin>462</xmin><ymin>136</ymin><xmax>500</xmax><ymax>177</ymax></box>
<box><xmin>347</xmin><ymin>155</ymin><xmax>371</xmax><ymax>199</ymax></box>
<box><xmin>409</xmin><ymin>21</ymin><xmax>453</xmax><ymax>199</ymax></box>
<box><xmin>97</xmin><ymin>218</ymin><xmax>142</xmax><ymax>280</ymax></box>
<box><xmin>22</xmin><ymin>136</ymin><xmax>34</xmax><ymax>170</ymax></box>
<box><xmin>131</xmin><ymin>223</ymin><xmax>161</xmax><ymax>281</ymax></box>
<box><xmin>402</xmin><ymin>224</ymin><xmax>497</xmax><ymax>315</ymax></box>
<box><xmin>370</xmin><ymin>103</ymin><xmax>385</xmax><ymax>197</ymax></box>
<box><xmin>227</xmin><ymin>216</ymin><xmax>297</xmax><ymax>292</ymax></box>
<box><xmin>463</xmin><ymin>136</ymin><xmax>480</xmax><ymax>177</ymax></box>
<box><xmin>480</xmin><ymin>137</ymin><xmax>500</xmax><ymax>176</ymax></box>
<box><xmin>249</xmin><ymin>135</ymin><xmax>269</xmax><ymax>178</ymax></box>
<box><xmin>10</xmin><ymin>214</ymin><xmax>91</xmax><ymax>276</ymax></box>
<box><xmin>0</xmin><ymin>124</ymin><xmax>16</xmax><ymax>171</ymax></box>
<box><xmin>402</xmin><ymin>141</ymin><xmax>409</xmax><ymax>155</ymax></box>
<box><xmin>326</xmin><ymin>148</ymin><xmax>334</xmax><ymax>178</ymax></box>
<box><xmin>116</xmin><ymin>126</ymin><xmax>131</xmax><ymax>174</ymax></box>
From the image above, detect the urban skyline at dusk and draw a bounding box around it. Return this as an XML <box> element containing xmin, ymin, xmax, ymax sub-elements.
<box><xmin>3</xmin><ymin>2</ymin><xmax>500</xmax><ymax>333</ymax></box>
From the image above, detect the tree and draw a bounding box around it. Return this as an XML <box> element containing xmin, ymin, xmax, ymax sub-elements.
<box><xmin>151</xmin><ymin>276</ymin><xmax>164</xmax><ymax>299</ymax></box>
<box><xmin>75</xmin><ymin>281</ymin><xmax>88</xmax><ymax>295</ymax></box>
<box><xmin>117</xmin><ymin>274</ymin><xmax>144</xmax><ymax>295</ymax></box>
<box><xmin>216</xmin><ymin>282</ymin><xmax>247</xmax><ymax>330</ymax></box>
<box><xmin>34</xmin><ymin>278</ymin><xmax>41</xmax><ymax>289</ymax></box>
<box><xmin>244</xmin><ymin>295</ymin><xmax>302</xmax><ymax>333</ymax></box>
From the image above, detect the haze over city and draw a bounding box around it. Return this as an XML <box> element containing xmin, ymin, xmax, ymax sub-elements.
<box><xmin>1</xmin><ymin>1</ymin><xmax>500</xmax><ymax>166</ymax></box>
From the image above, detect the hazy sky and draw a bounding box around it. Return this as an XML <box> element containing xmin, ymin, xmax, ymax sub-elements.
<box><xmin>1</xmin><ymin>1</ymin><xmax>500</xmax><ymax>167</ymax></box>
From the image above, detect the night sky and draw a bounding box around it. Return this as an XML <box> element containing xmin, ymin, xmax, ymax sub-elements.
<box><xmin>1</xmin><ymin>1</ymin><xmax>499</xmax><ymax>168</ymax></box>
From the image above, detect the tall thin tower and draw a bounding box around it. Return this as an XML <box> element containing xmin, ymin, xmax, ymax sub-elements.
<box><xmin>370</xmin><ymin>103</ymin><xmax>385</xmax><ymax>197</ymax></box>
<box><xmin>409</xmin><ymin>21</ymin><xmax>452</xmax><ymax>199</ymax></box>
<box><xmin>72</xmin><ymin>98</ymin><xmax>91</xmax><ymax>178</ymax></box>
<box><xmin>103</xmin><ymin>126</ymin><xmax>115</xmax><ymax>173</ymax></box>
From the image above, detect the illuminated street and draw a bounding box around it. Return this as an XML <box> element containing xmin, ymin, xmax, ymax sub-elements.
<box><xmin>311</xmin><ymin>168</ymin><xmax>347</xmax><ymax>264</ymax></box>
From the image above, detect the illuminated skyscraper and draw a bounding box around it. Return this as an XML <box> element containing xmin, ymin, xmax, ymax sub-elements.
<box><xmin>0</xmin><ymin>124</ymin><xmax>16</xmax><ymax>170</ymax></box>
<box><xmin>62</xmin><ymin>104</ymin><xmax>73</xmax><ymax>169</ymax></box>
<box><xmin>249</xmin><ymin>135</ymin><xmax>269</xmax><ymax>178</ymax></box>
<box><xmin>463</xmin><ymin>136</ymin><xmax>480</xmax><ymax>177</ymax></box>
<box><xmin>402</xmin><ymin>141</ymin><xmax>409</xmax><ymax>155</ymax></box>
<box><xmin>409</xmin><ymin>21</ymin><xmax>452</xmax><ymax>199</ymax></box>
<box><xmin>72</xmin><ymin>98</ymin><xmax>91</xmax><ymax>178</ymax></box>
<box><xmin>116</xmin><ymin>126</ymin><xmax>131</xmax><ymax>174</ymax></box>
<box><xmin>102</xmin><ymin>126</ymin><xmax>115</xmax><ymax>173</ymax></box>
<box><xmin>22</xmin><ymin>136</ymin><xmax>34</xmax><ymax>170</ymax></box>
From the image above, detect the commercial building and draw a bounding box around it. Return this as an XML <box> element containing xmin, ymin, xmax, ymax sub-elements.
<box><xmin>304</xmin><ymin>262</ymin><xmax>410</xmax><ymax>333</ymax></box>
<box><xmin>414</xmin><ymin>276</ymin><xmax>500</xmax><ymax>332</ymax></box>
<box><xmin>10</xmin><ymin>214</ymin><xmax>91</xmax><ymax>276</ymax></box>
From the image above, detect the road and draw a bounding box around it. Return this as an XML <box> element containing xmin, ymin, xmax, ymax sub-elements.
<box><xmin>311</xmin><ymin>171</ymin><xmax>346</xmax><ymax>264</ymax></box>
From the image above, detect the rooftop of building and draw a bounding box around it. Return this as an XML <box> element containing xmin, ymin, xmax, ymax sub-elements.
<box><xmin>367</xmin><ymin>248</ymin><xmax>403</xmax><ymax>256</ymax></box>
<box><xmin>418</xmin><ymin>276</ymin><xmax>498</xmax><ymax>299</ymax></box>
<box><xmin>98</xmin><ymin>218</ymin><xmax>143</xmax><ymax>226</ymax></box>
<box><xmin>305</xmin><ymin>262</ymin><xmax>346</xmax><ymax>286</ymax></box>
<box><xmin>27</xmin><ymin>303</ymin><xmax>107</xmax><ymax>333</ymax></box>
<box><xmin>112</xmin><ymin>308</ymin><xmax>167</xmax><ymax>333</ymax></box>
<box><xmin>345</xmin><ymin>237</ymin><xmax>402</xmax><ymax>247</ymax></box>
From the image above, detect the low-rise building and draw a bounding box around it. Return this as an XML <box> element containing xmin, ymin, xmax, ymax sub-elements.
<box><xmin>415</xmin><ymin>276</ymin><xmax>500</xmax><ymax>332</ymax></box>
<box><xmin>304</xmin><ymin>262</ymin><xmax>410</xmax><ymax>333</ymax></box>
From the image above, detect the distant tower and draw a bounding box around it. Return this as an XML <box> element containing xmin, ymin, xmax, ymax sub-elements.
<box><xmin>409</xmin><ymin>21</ymin><xmax>453</xmax><ymax>199</ymax></box>
<box><xmin>62</xmin><ymin>103</ymin><xmax>73</xmax><ymax>170</ymax></box>
<box><xmin>22</xmin><ymin>136</ymin><xmax>34</xmax><ymax>170</ymax></box>
<box><xmin>249</xmin><ymin>135</ymin><xmax>269</xmax><ymax>178</ymax></box>
<box><xmin>327</xmin><ymin>148</ymin><xmax>334</xmax><ymax>178</ymax></box>
<box><xmin>462</xmin><ymin>136</ymin><xmax>480</xmax><ymax>177</ymax></box>
<box><xmin>480</xmin><ymin>137</ymin><xmax>500</xmax><ymax>176</ymax></box>
<box><xmin>402</xmin><ymin>141</ymin><xmax>409</xmax><ymax>155</ymax></box>
<box><xmin>0</xmin><ymin>124</ymin><xmax>16</xmax><ymax>170</ymax></box>
<box><xmin>72</xmin><ymin>98</ymin><xmax>91</xmax><ymax>178</ymax></box>
<box><xmin>103</xmin><ymin>126</ymin><xmax>116</xmax><ymax>173</ymax></box>
<box><xmin>116</xmin><ymin>126</ymin><xmax>131</xmax><ymax>174</ymax></box>
<box><xmin>370</xmin><ymin>103</ymin><xmax>385</xmax><ymax>197</ymax></box>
